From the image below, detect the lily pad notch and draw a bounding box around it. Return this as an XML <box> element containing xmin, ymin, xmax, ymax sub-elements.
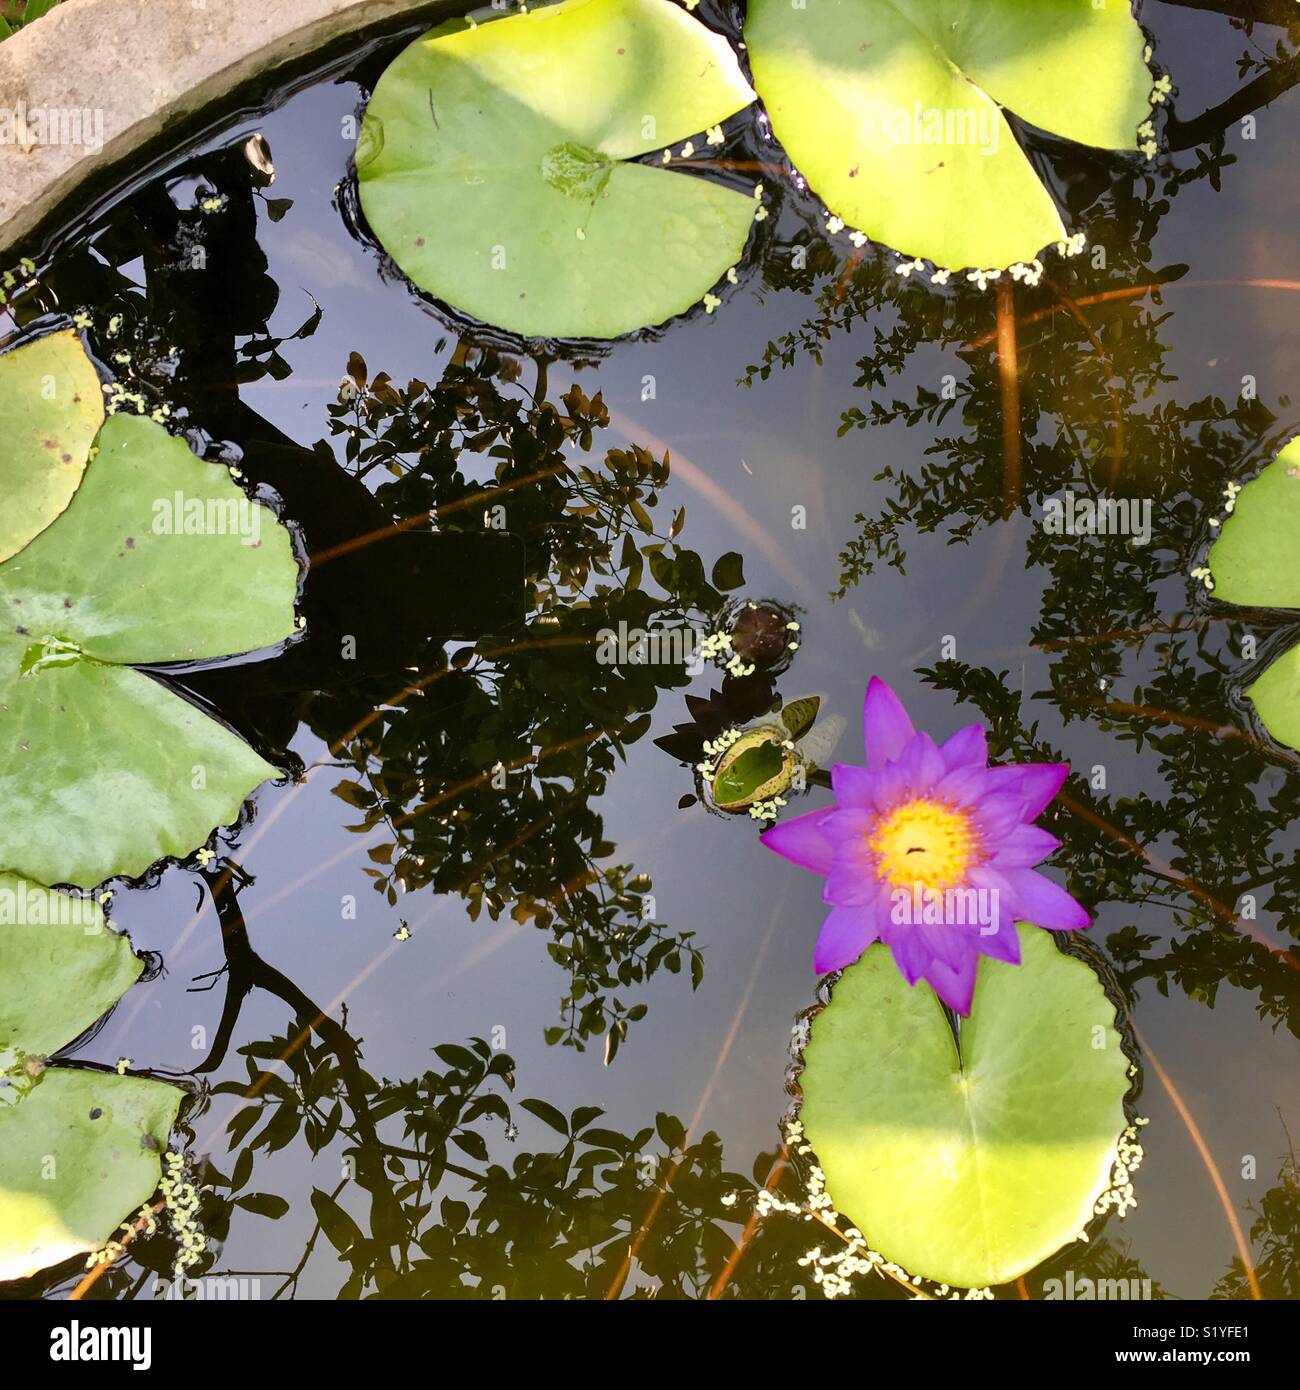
<box><xmin>357</xmin><ymin>0</ymin><xmax>759</xmax><ymax>339</ymax></box>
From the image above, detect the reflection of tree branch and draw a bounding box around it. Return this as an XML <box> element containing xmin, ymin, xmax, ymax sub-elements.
<box><xmin>272</xmin><ymin>1177</ymin><xmax>347</xmax><ymax>1301</ymax></box>
<box><xmin>1165</xmin><ymin>52</ymin><xmax>1300</xmax><ymax>150</ymax></box>
<box><xmin>194</xmin><ymin>868</ymin><xmax>403</xmax><ymax>1242</ymax></box>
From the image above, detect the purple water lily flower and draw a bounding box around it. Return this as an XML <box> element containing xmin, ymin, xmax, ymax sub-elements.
<box><xmin>760</xmin><ymin>677</ymin><xmax>1089</xmax><ymax>1014</ymax></box>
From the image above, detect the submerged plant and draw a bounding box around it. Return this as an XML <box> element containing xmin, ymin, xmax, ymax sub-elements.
<box><xmin>695</xmin><ymin>696</ymin><xmax>845</xmax><ymax>821</ymax></box>
<box><xmin>761</xmin><ymin>676</ymin><xmax>1089</xmax><ymax>1012</ymax></box>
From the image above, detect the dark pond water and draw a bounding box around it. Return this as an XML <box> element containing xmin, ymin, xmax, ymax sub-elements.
<box><xmin>4</xmin><ymin>0</ymin><xmax>1300</xmax><ymax>1300</ymax></box>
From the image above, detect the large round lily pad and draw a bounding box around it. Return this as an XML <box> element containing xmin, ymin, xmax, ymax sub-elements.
<box><xmin>1206</xmin><ymin>436</ymin><xmax>1300</xmax><ymax>751</ymax></box>
<box><xmin>745</xmin><ymin>0</ymin><xmax>1151</xmax><ymax>270</ymax></box>
<box><xmin>0</xmin><ymin>1069</ymin><xmax>182</xmax><ymax>1282</ymax></box>
<box><xmin>0</xmin><ymin>876</ymin><xmax>141</xmax><ymax>1059</ymax></box>
<box><xmin>0</xmin><ymin>331</ymin><xmax>104</xmax><ymax>564</ymax></box>
<box><xmin>796</xmin><ymin>924</ymin><xmax>1131</xmax><ymax>1288</ymax></box>
<box><xmin>357</xmin><ymin>0</ymin><xmax>757</xmax><ymax>339</ymax></box>
<box><xmin>0</xmin><ymin>379</ymin><xmax>297</xmax><ymax>888</ymax></box>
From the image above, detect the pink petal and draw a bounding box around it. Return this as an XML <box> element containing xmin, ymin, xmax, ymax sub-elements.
<box><xmin>989</xmin><ymin>823</ymin><xmax>1061</xmax><ymax>870</ymax></box>
<box><xmin>1004</xmin><ymin>868</ymin><xmax>1091</xmax><ymax>931</ymax></box>
<box><xmin>823</xmin><ymin>859</ymin><xmax>879</xmax><ymax>907</ymax></box>
<box><xmin>926</xmin><ymin>950</ymin><xmax>980</xmax><ymax>1015</ymax></box>
<box><xmin>983</xmin><ymin>763</ymin><xmax>1070</xmax><ymax>820</ymax></box>
<box><xmin>868</xmin><ymin>757</ymin><xmax>910</xmax><ymax>811</ymax></box>
<box><xmin>813</xmin><ymin>905</ymin><xmax>880</xmax><ymax>973</ymax></box>
<box><xmin>917</xmin><ymin>920</ymin><xmax>971</xmax><ymax>971</ymax></box>
<box><xmin>940</xmin><ymin>723</ymin><xmax>987</xmax><ymax>772</ymax></box>
<box><xmin>760</xmin><ymin>806</ymin><xmax>835</xmax><ymax>876</ymax></box>
<box><xmin>895</xmin><ymin>731</ymin><xmax>945</xmax><ymax>794</ymax></box>
<box><xmin>967</xmin><ymin>865</ymin><xmax>1015</xmax><ymax>930</ymax></box>
<box><xmin>968</xmin><ymin>864</ymin><xmax>1014</xmax><ymax>897</ymax></box>
<box><xmin>821</xmin><ymin>807</ymin><xmax>873</xmax><ymax>845</ymax></box>
<box><xmin>885</xmin><ymin>925</ymin><xmax>933</xmax><ymax>985</ymax></box>
<box><xmin>975</xmin><ymin>920</ymin><xmax>1022</xmax><ymax>965</ymax></box>
<box><xmin>863</xmin><ymin>677</ymin><xmax>915</xmax><ymax>769</ymax></box>
<box><xmin>974</xmin><ymin>792</ymin><xmax>1033</xmax><ymax>841</ymax></box>
<box><xmin>830</xmin><ymin>763</ymin><xmax>873</xmax><ymax>809</ymax></box>
<box><xmin>933</xmin><ymin>762</ymin><xmax>989</xmax><ymax>808</ymax></box>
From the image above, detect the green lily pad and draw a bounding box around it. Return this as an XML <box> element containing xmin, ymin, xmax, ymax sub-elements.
<box><xmin>1207</xmin><ymin>437</ymin><xmax>1300</xmax><ymax>609</ymax></box>
<box><xmin>745</xmin><ymin>0</ymin><xmax>1152</xmax><ymax>270</ymax></box>
<box><xmin>1206</xmin><ymin>436</ymin><xmax>1300</xmax><ymax>751</ymax></box>
<box><xmin>0</xmin><ymin>1069</ymin><xmax>182</xmax><ymax>1282</ymax></box>
<box><xmin>0</xmin><ymin>371</ymin><xmax>298</xmax><ymax>888</ymax></box>
<box><xmin>0</xmin><ymin>411</ymin><xmax>296</xmax><ymax>664</ymax></box>
<box><xmin>795</xmin><ymin>924</ymin><xmax>1131</xmax><ymax>1288</ymax></box>
<box><xmin>357</xmin><ymin>0</ymin><xmax>757</xmax><ymax>339</ymax></box>
<box><xmin>0</xmin><ymin>887</ymin><xmax>183</xmax><ymax>1283</ymax></box>
<box><xmin>0</xmin><ymin>331</ymin><xmax>104</xmax><ymax>564</ymax></box>
<box><xmin>0</xmin><ymin>875</ymin><xmax>140</xmax><ymax>1058</ymax></box>
<box><xmin>0</xmin><ymin>633</ymin><xmax>281</xmax><ymax>889</ymax></box>
<box><xmin>1245</xmin><ymin>645</ymin><xmax>1300</xmax><ymax>753</ymax></box>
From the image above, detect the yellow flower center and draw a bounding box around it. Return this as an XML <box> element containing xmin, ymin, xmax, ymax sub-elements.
<box><xmin>869</xmin><ymin>797</ymin><xmax>977</xmax><ymax>891</ymax></box>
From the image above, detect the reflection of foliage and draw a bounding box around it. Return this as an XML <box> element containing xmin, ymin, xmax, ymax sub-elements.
<box><xmin>735</xmin><ymin>2</ymin><xmax>1300</xmax><ymax>1039</ymax></box>
<box><xmin>26</xmin><ymin>856</ymin><xmax>1167</xmax><ymax>1301</ymax></box>
<box><xmin>210</xmin><ymin>1030</ymin><xmax>761</xmax><ymax>1300</ymax></box>
<box><xmin>65</xmin><ymin>876</ymin><xmax>1153</xmax><ymax>1302</ymax></box>
<box><xmin>14</xmin><ymin>0</ymin><xmax>1299</xmax><ymax>1304</ymax></box>
<box><xmin>315</xmin><ymin>357</ymin><xmax>738</xmax><ymax>1051</ymax></box>
<box><xmin>1035</xmin><ymin>1232</ymin><xmax>1170</xmax><ymax>1302</ymax></box>
<box><xmin>922</xmin><ymin>659</ymin><xmax>1300</xmax><ymax>1037</ymax></box>
<box><xmin>1214</xmin><ymin>1125</ymin><xmax>1300</xmax><ymax>1300</ymax></box>
<box><xmin>17</xmin><ymin>134</ymin><xmax>744</xmax><ymax>1054</ymax></box>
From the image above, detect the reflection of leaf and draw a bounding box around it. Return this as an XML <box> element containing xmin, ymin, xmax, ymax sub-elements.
<box><xmin>235</xmin><ymin>1192</ymin><xmax>290</xmax><ymax>1219</ymax></box>
<box><xmin>1207</xmin><ymin>435</ymin><xmax>1300</xmax><ymax>751</ymax></box>
<box><xmin>711</xmin><ymin>551</ymin><xmax>745</xmax><ymax>591</ymax></box>
<box><xmin>0</xmin><ymin>882</ymin><xmax>182</xmax><ymax>1282</ymax></box>
<box><xmin>795</xmin><ymin>926</ymin><xmax>1131</xmax><ymax>1288</ymax></box>
<box><xmin>745</xmin><ymin>0</ymin><xmax>1151</xmax><ymax>269</ymax></box>
<box><xmin>358</xmin><ymin>0</ymin><xmax>756</xmax><ymax>338</ymax></box>
<box><xmin>0</xmin><ymin>332</ymin><xmax>104</xmax><ymax>564</ymax></box>
<box><xmin>311</xmin><ymin>1187</ymin><xmax>363</xmax><ymax>1256</ymax></box>
<box><xmin>0</xmin><ymin>396</ymin><xmax>298</xmax><ymax>888</ymax></box>
<box><xmin>521</xmin><ymin>1098</ymin><xmax>569</xmax><ymax>1134</ymax></box>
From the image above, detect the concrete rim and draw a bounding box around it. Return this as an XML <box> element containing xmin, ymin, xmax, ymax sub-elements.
<box><xmin>0</xmin><ymin>0</ymin><xmax>450</xmax><ymax>255</ymax></box>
